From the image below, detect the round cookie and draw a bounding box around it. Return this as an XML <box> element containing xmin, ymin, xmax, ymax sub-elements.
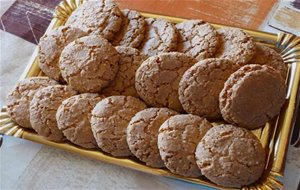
<box><xmin>56</xmin><ymin>93</ymin><xmax>105</xmax><ymax>149</ymax></box>
<box><xmin>135</xmin><ymin>52</ymin><xmax>196</xmax><ymax>112</ymax></box>
<box><xmin>158</xmin><ymin>114</ymin><xmax>212</xmax><ymax>177</ymax></box>
<box><xmin>6</xmin><ymin>77</ymin><xmax>58</xmax><ymax>129</ymax></box>
<box><xmin>112</xmin><ymin>9</ymin><xmax>146</xmax><ymax>48</ymax></box>
<box><xmin>215</xmin><ymin>27</ymin><xmax>255</xmax><ymax>65</ymax></box>
<box><xmin>250</xmin><ymin>43</ymin><xmax>287</xmax><ymax>79</ymax></box>
<box><xmin>176</xmin><ymin>20</ymin><xmax>219</xmax><ymax>61</ymax></box>
<box><xmin>65</xmin><ymin>0</ymin><xmax>122</xmax><ymax>41</ymax></box>
<box><xmin>38</xmin><ymin>26</ymin><xmax>87</xmax><ymax>81</ymax></box>
<box><xmin>91</xmin><ymin>96</ymin><xmax>147</xmax><ymax>157</ymax></box>
<box><xmin>30</xmin><ymin>85</ymin><xmax>77</xmax><ymax>142</ymax></box>
<box><xmin>179</xmin><ymin>58</ymin><xmax>239</xmax><ymax>120</ymax></box>
<box><xmin>59</xmin><ymin>35</ymin><xmax>119</xmax><ymax>93</ymax></box>
<box><xmin>220</xmin><ymin>64</ymin><xmax>286</xmax><ymax>129</ymax></box>
<box><xmin>102</xmin><ymin>46</ymin><xmax>148</xmax><ymax>97</ymax></box>
<box><xmin>139</xmin><ymin>18</ymin><xmax>177</xmax><ymax>56</ymax></box>
<box><xmin>127</xmin><ymin>108</ymin><xmax>178</xmax><ymax>168</ymax></box>
<box><xmin>195</xmin><ymin>124</ymin><xmax>265</xmax><ymax>188</ymax></box>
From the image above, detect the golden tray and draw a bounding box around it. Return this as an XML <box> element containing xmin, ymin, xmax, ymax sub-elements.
<box><xmin>1</xmin><ymin>0</ymin><xmax>300</xmax><ymax>189</ymax></box>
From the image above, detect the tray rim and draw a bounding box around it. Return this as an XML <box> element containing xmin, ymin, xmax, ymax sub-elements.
<box><xmin>1</xmin><ymin>0</ymin><xmax>300</xmax><ymax>189</ymax></box>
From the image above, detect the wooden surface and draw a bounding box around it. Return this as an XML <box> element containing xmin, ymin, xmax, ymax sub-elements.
<box><xmin>117</xmin><ymin>0</ymin><xmax>278</xmax><ymax>29</ymax></box>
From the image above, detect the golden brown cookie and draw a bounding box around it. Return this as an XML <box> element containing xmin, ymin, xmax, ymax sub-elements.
<box><xmin>195</xmin><ymin>124</ymin><xmax>265</xmax><ymax>188</ymax></box>
<box><xmin>6</xmin><ymin>77</ymin><xmax>58</xmax><ymax>129</ymax></box>
<box><xmin>65</xmin><ymin>0</ymin><xmax>122</xmax><ymax>41</ymax></box>
<box><xmin>112</xmin><ymin>9</ymin><xmax>146</xmax><ymax>48</ymax></box>
<box><xmin>250</xmin><ymin>43</ymin><xmax>287</xmax><ymax>79</ymax></box>
<box><xmin>135</xmin><ymin>52</ymin><xmax>196</xmax><ymax>112</ymax></box>
<box><xmin>215</xmin><ymin>27</ymin><xmax>255</xmax><ymax>65</ymax></box>
<box><xmin>56</xmin><ymin>93</ymin><xmax>105</xmax><ymax>148</ymax></box>
<box><xmin>91</xmin><ymin>96</ymin><xmax>147</xmax><ymax>157</ymax></box>
<box><xmin>179</xmin><ymin>58</ymin><xmax>239</xmax><ymax>120</ymax></box>
<box><xmin>59</xmin><ymin>35</ymin><xmax>119</xmax><ymax>93</ymax></box>
<box><xmin>127</xmin><ymin>108</ymin><xmax>178</xmax><ymax>168</ymax></box>
<box><xmin>176</xmin><ymin>20</ymin><xmax>219</xmax><ymax>60</ymax></box>
<box><xmin>29</xmin><ymin>85</ymin><xmax>77</xmax><ymax>142</ymax></box>
<box><xmin>139</xmin><ymin>18</ymin><xmax>177</xmax><ymax>56</ymax></box>
<box><xmin>220</xmin><ymin>64</ymin><xmax>286</xmax><ymax>129</ymax></box>
<box><xmin>158</xmin><ymin>114</ymin><xmax>212</xmax><ymax>177</ymax></box>
<box><xmin>102</xmin><ymin>46</ymin><xmax>148</xmax><ymax>97</ymax></box>
<box><xmin>38</xmin><ymin>26</ymin><xmax>87</xmax><ymax>81</ymax></box>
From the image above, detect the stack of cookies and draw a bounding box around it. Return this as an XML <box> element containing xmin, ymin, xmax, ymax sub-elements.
<box><xmin>6</xmin><ymin>0</ymin><xmax>288</xmax><ymax>188</ymax></box>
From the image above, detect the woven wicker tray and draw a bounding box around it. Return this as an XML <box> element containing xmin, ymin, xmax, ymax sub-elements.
<box><xmin>1</xmin><ymin>0</ymin><xmax>300</xmax><ymax>189</ymax></box>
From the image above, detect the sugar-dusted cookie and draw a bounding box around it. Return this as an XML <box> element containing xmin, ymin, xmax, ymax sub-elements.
<box><xmin>30</xmin><ymin>85</ymin><xmax>77</xmax><ymax>142</ymax></box>
<box><xmin>38</xmin><ymin>26</ymin><xmax>87</xmax><ymax>81</ymax></box>
<box><xmin>56</xmin><ymin>93</ymin><xmax>105</xmax><ymax>148</ymax></box>
<box><xmin>158</xmin><ymin>114</ymin><xmax>212</xmax><ymax>177</ymax></box>
<box><xmin>91</xmin><ymin>96</ymin><xmax>147</xmax><ymax>157</ymax></box>
<box><xmin>112</xmin><ymin>9</ymin><xmax>146</xmax><ymax>48</ymax></box>
<box><xmin>195</xmin><ymin>124</ymin><xmax>265</xmax><ymax>188</ymax></box>
<box><xmin>127</xmin><ymin>108</ymin><xmax>178</xmax><ymax>168</ymax></box>
<box><xmin>6</xmin><ymin>77</ymin><xmax>58</xmax><ymax>129</ymax></box>
<box><xmin>179</xmin><ymin>58</ymin><xmax>239</xmax><ymax>120</ymax></box>
<box><xmin>135</xmin><ymin>52</ymin><xmax>196</xmax><ymax>112</ymax></box>
<box><xmin>59</xmin><ymin>35</ymin><xmax>119</xmax><ymax>93</ymax></box>
<box><xmin>139</xmin><ymin>18</ymin><xmax>177</xmax><ymax>56</ymax></box>
<box><xmin>65</xmin><ymin>0</ymin><xmax>122</xmax><ymax>41</ymax></box>
<box><xmin>220</xmin><ymin>64</ymin><xmax>286</xmax><ymax>129</ymax></box>
<box><xmin>102</xmin><ymin>46</ymin><xmax>147</xmax><ymax>97</ymax></box>
<box><xmin>176</xmin><ymin>20</ymin><xmax>219</xmax><ymax>60</ymax></box>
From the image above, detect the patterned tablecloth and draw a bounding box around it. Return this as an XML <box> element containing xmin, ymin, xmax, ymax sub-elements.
<box><xmin>0</xmin><ymin>1</ymin><xmax>299</xmax><ymax>189</ymax></box>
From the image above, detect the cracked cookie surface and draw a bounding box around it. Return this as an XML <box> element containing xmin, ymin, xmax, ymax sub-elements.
<box><xmin>65</xmin><ymin>0</ymin><xmax>122</xmax><ymax>41</ymax></box>
<box><xmin>176</xmin><ymin>20</ymin><xmax>219</xmax><ymax>61</ymax></box>
<box><xmin>195</xmin><ymin>124</ymin><xmax>265</xmax><ymax>188</ymax></box>
<box><xmin>135</xmin><ymin>52</ymin><xmax>196</xmax><ymax>112</ymax></box>
<box><xmin>38</xmin><ymin>26</ymin><xmax>87</xmax><ymax>81</ymax></box>
<box><xmin>179</xmin><ymin>58</ymin><xmax>239</xmax><ymax>120</ymax></box>
<box><xmin>112</xmin><ymin>9</ymin><xmax>146</xmax><ymax>48</ymax></box>
<box><xmin>158</xmin><ymin>114</ymin><xmax>212</xmax><ymax>177</ymax></box>
<box><xmin>139</xmin><ymin>18</ymin><xmax>177</xmax><ymax>56</ymax></box>
<box><xmin>215</xmin><ymin>27</ymin><xmax>255</xmax><ymax>65</ymax></box>
<box><xmin>127</xmin><ymin>108</ymin><xmax>178</xmax><ymax>168</ymax></box>
<box><xmin>59</xmin><ymin>35</ymin><xmax>119</xmax><ymax>93</ymax></box>
<box><xmin>29</xmin><ymin>85</ymin><xmax>77</xmax><ymax>142</ymax></box>
<box><xmin>102</xmin><ymin>46</ymin><xmax>148</xmax><ymax>97</ymax></box>
<box><xmin>219</xmin><ymin>64</ymin><xmax>286</xmax><ymax>129</ymax></box>
<box><xmin>6</xmin><ymin>77</ymin><xmax>58</xmax><ymax>129</ymax></box>
<box><xmin>250</xmin><ymin>43</ymin><xmax>287</xmax><ymax>79</ymax></box>
<box><xmin>56</xmin><ymin>93</ymin><xmax>105</xmax><ymax>148</ymax></box>
<box><xmin>91</xmin><ymin>96</ymin><xmax>147</xmax><ymax>157</ymax></box>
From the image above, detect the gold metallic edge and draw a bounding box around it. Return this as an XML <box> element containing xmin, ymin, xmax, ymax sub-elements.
<box><xmin>1</xmin><ymin>0</ymin><xmax>299</xmax><ymax>189</ymax></box>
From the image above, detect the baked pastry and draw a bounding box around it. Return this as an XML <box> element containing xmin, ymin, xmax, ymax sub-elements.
<box><xmin>215</xmin><ymin>27</ymin><xmax>255</xmax><ymax>65</ymax></box>
<box><xmin>59</xmin><ymin>35</ymin><xmax>119</xmax><ymax>93</ymax></box>
<box><xmin>6</xmin><ymin>77</ymin><xmax>58</xmax><ymax>129</ymax></box>
<box><xmin>127</xmin><ymin>108</ymin><xmax>178</xmax><ymax>168</ymax></box>
<box><xmin>65</xmin><ymin>0</ymin><xmax>122</xmax><ymax>41</ymax></box>
<box><xmin>38</xmin><ymin>26</ymin><xmax>87</xmax><ymax>81</ymax></box>
<box><xmin>158</xmin><ymin>114</ymin><xmax>212</xmax><ymax>177</ymax></box>
<box><xmin>135</xmin><ymin>52</ymin><xmax>196</xmax><ymax>112</ymax></box>
<box><xmin>139</xmin><ymin>18</ymin><xmax>177</xmax><ymax>56</ymax></box>
<box><xmin>102</xmin><ymin>46</ymin><xmax>148</xmax><ymax>97</ymax></box>
<box><xmin>250</xmin><ymin>43</ymin><xmax>287</xmax><ymax>79</ymax></box>
<box><xmin>29</xmin><ymin>85</ymin><xmax>77</xmax><ymax>142</ymax></box>
<box><xmin>91</xmin><ymin>96</ymin><xmax>147</xmax><ymax>157</ymax></box>
<box><xmin>56</xmin><ymin>93</ymin><xmax>105</xmax><ymax>148</ymax></box>
<box><xmin>176</xmin><ymin>20</ymin><xmax>219</xmax><ymax>60</ymax></box>
<box><xmin>112</xmin><ymin>9</ymin><xmax>146</xmax><ymax>48</ymax></box>
<box><xmin>179</xmin><ymin>58</ymin><xmax>239</xmax><ymax>120</ymax></box>
<box><xmin>220</xmin><ymin>64</ymin><xmax>286</xmax><ymax>129</ymax></box>
<box><xmin>195</xmin><ymin>124</ymin><xmax>265</xmax><ymax>188</ymax></box>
